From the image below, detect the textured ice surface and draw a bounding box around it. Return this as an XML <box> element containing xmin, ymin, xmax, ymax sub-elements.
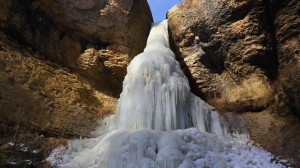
<box><xmin>111</xmin><ymin>20</ymin><xmax>228</xmax><ymax>135</ymax></box>
<box><xmin>47</xmin><ymin>20</ymin><xmax>284</xmax><ymax>167</ymax></box>
<box><xmin>114</xmin><ymin>20</ymin><xmax>190</xmax><ymax>131</ymax></box>
<box><xmin>48</xmin><ymin>128</ymin><xmax>284</xmax><ymax>168</ymax></box>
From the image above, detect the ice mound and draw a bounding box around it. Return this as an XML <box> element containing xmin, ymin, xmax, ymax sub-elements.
<box><xmin>48</xmin><ymin>128</ymin><xmax>283</xmax><ymax>168</ymax></box>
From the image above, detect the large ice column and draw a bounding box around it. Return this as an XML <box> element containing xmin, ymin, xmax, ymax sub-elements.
<box><xmin>112</xmin><ymin>20</ymin><xmax>228</xmax><ymax>135</ymax></box>
<box><xmin>144</xmin><ymin>20</ymin><xmax>170</xmax><ymax>52</ymax></box>
<box><xmin>113</xmin><ymin>20</ymin><xmax>191</xmax><ymax>131</ymax></box>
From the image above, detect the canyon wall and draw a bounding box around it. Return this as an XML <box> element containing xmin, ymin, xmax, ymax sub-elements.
<box><xmin>168</xmin><ymin>0</ymin><xmax>276</xmax><ymax>112</ymax></box>
<box><xmin>0</xmin><ymin>0</ymin><xmax>153</xmax><ymax>137</ymax></box>
<box><xmin>168</xmin><ymin>0</ymin><xmax>300</xmax><ymax>116</ymax></box>
<box><xmin>168</xmin><ymin>0</ymin><xmax>300</xmax><ymax>165</ymax></box>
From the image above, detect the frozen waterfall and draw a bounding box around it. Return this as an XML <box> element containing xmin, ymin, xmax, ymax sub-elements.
<box><xmin>47</xmin><ymin>20</ymin><xmax>285</xmax><ymax>168</ymax></box>
<box><xmin>112</xmin><ymin>20</ymin><xmax>228</xmax><ymax>135</ymax></box>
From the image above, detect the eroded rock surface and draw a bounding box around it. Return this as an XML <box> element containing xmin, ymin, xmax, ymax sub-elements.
<box><xmin>271</xmin><ymin>0</ymin><xmax>300</xmax><ymax>117</ymax></box>
<box><xmin>0</xmin><ymin>0</ymin><xmax>153</xmax><ymax>94</ymax></box>
<box><xmin>0</xmin><ymin>0</ymin><xmax>153</xmax><ymax>137</ymax></box>
<box><xmin>168</xmin><ymin>0</ymin><xmax>300</xmax><ymax>165</ymax></box>
<box><xmin>0</xmin><ymin>32</ymin><xmax>118</xmax><ymax>137</ymax></box>
<box><xmin>168</xmin><ymin>0</ymin><xmax>276</xmax><ymax>112</ymax></box>
<box><xmin>168</xmin><ymin>0</ymin><xmax>300</xmax><ymax>115</ymax></box>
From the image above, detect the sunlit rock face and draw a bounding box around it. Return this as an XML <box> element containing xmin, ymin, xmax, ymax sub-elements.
<box><xmin>0</xmin><ymin>32</ymin><xmax>118</xmax><ymax>137</ymax></box>
<box><xmin>0</xmin><ymin>0</ymin><xmax>153</xmax><ymax>93</ymax></box>
<box><xmin>47</xmin><ymin>21</ymin><xmax>284</xmax><ymax>168</ymax></box>
<box><xmin>168</xmin><ymin>0</ymin><xmax>275</xmax><ymax>112</ymax></box>
<box><xmin>168</xmin><ymin>0</ymin><xmax>300</xmax><ymax>166</ymax></box>
<box><xmin>0</xmin><ymin>0</ymin><xmax>152</xmax><ymax>137</ymax></box>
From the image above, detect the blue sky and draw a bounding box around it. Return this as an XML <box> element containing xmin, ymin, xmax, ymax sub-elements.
<box><xmin>147</xmin><ymin>0</ymin><xmax>181</xmax><ymax>22</ymax></box>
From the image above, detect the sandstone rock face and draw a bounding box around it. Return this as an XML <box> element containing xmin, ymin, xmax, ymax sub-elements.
<box><xmin>0</xmin><ymin>0</ymin><xmax>152</xmax><ymax>94</ymax></box>
<box><xmin>0</xmin><ymin>0</ymin><xmax>153</xmax><ymax>137</ymax></box>
<box><xmin>168</xmin><ymin>0</ymin><xmax>277</xmax><ymax>112</ymax></box>
<box><xmin>0</xmin><ymin>33</ymin><xmax>117</xmax><ymax>137</ymax></box>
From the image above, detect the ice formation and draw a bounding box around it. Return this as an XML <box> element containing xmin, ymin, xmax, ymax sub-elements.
<box><xmin>47</xmin><ymin>20</ymin><xmax>285</xmax><ymax>168</ymax></box>
<box><xmin>112</xmin><ymin>20</ymin><xmax>228</xmax><ymax>136</ymax></box>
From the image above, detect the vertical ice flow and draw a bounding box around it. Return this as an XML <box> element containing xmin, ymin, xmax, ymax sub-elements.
<box><xmin>113</xmin><ymin>20</ymin><xmax>228</xmax><ymax>135</ymax></box>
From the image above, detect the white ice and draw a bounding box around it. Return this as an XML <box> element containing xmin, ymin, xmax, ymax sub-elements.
<box><xmin>111</xmin><ymin>20</ymin><xmax>228</xmax><ymax>135</ymax></box>
<box><xmin>8</xmin><ymin>142</ymin><xmax>15</xmax><ymax>146</ymax></box>
<box><xmin>47</xmin><ymin>20</ymin><xmax>285</xmax><ymax>168</ymax></box>
<box><xmin>47</xmin><ymin>128</ymin><xmax>284</xmax><ymax>168</ymax></box>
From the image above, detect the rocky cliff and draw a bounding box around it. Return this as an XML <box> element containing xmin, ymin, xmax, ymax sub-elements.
<box><xmin>168</xmin><ymin>0</ymin><xmax>300</xmax><ymax>165</ymax></box>
<box><xmin>168</xmin><ymin>0</ymin><xmax>276</xmax><ymax>112</ymax></box>
<box><xmin>0</xmin><ymin>0</ymin><xmax>152</xmax><ymax>137</ymax></box>
<box><xmin>271</xmin><ymin>0</ymin><xmax>300</xmax><ymax>117</ymax></box>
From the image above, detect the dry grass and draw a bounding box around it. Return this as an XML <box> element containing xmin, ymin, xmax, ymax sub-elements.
<box><xmin>39</xmin><ymin>137</ymin><xmax>68</xmax><ymax>167</ymax></box>
<box><xmin>95</xmin><ymin>105</ymin><xmax>116</xmax><ymax>119</ymax></box>
<box><xmin>0</xmin><ymin>120</ymin><xmax>67</xmax><ymax>167</ymax></box>
<box><xmin>254</xmin><ymin>119</ymin><xmax>300</xmax><ymax>167</ymax></box>
<box><xmin>242</xmin><ymin>107</ymin><xmax>300</xmax><ymax>167</ymax></box>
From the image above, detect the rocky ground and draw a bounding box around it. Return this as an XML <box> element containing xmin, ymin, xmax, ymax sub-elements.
<box><xmin>243</xmin><ymin>108</ymin><xmax>300</xmax><ymax>167</ymax></box>
<box><xmin>0</xmin><ymin>117</ymin><xmax>67</xmax><ymax>167</ymax></box>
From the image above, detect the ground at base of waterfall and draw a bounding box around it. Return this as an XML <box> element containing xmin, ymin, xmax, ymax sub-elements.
<box><xmin>1</xmin><ymin>115</ymin><xmax>300</xmax><ymax>168</ymax></box>
<box><xmin>256</xmin><ymin>120</ymin><xmax>300</xmax><ymax>167</ymax></box>
<box><xmin>243</xmin><ymin>108</ymin><xmax>300</xmax><ymax>167</ymax></box>
<box><xmin>0</xmin><ymin>119</ymin><xmax>67</xmax><ymax>168</ymax></box>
